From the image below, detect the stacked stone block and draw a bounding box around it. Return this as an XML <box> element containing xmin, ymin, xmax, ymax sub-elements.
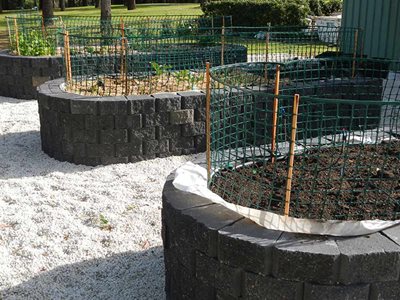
<box><xmin>37</xmin><ymin>79</ymin><xmax>206</xmax><ymax>166</ymax></box>
<box><xmin>162</xmin><ymin>175</ymin><xmax>400</xmax><ymax>299</ymax></box>
<box><xmin>0</xmin><ymin>50</ymin><xmax>62</xmax><ymax>99</ymax></box>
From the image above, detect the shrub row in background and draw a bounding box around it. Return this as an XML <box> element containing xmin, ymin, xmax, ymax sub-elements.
<box><xmin>202</xmin><ymin>0</ymin><xmax>342</xmax><ymax>27</ymax></box>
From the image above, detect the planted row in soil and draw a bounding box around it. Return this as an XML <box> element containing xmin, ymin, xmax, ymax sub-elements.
<box><xmin>211</xmin><ymin>141</ymin><xmax>400</xmax><ymax>221</ymax></box>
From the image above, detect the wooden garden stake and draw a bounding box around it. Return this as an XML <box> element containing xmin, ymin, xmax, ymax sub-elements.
<box><xmin>14</xmin><ymin>18</ymin><xmax>20</xmax><ymax>56</ymax></box>
<box><xmin>264</xmin><ymin>32</ymin><xmax>270</xmax><ymax>80</ymax></box>
<box><xmin>206</xmin><ymin>62</ymin><xmax>212</xmax><ymax>182</ymax></box>
<box><xmin>64</xmin><ymin>31</ymin><xmax>72</xmax><ymax>84</ymax></box>
<box><xmin>284</xmin><ymin>94</ymin><xmax>300</xmax><ymax>217</ymax></box>
<box><xmin>352</xmin><ymin>29</ymin><xmax>359</xmax><ymax>78</ymax></box>
<box><xmin>271</xmin><ymin>64</ymin><xmax>281</xmax><ymax>164</ymax></box>
<box><xmin>120</xmin><ymin>18</ymin><xmax>126</xmax><ymax>82</ymax></box>
<box><xmin>221</xmin><ymin>18</ymin><xmax>225</xmax><ymax>66</ymax></box>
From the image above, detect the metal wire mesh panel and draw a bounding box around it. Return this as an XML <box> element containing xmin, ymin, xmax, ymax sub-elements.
<box><xmin>209</xmin><ymin>58</ymin><xmax>400</xmax><ymax>221</ymax></box>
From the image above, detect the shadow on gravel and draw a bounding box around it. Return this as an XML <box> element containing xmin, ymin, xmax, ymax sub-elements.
<box><xmin>0</xmin><ymin>130</ymin><xmax>98</xmax><ymax>179</ymax></box>
<box><xmin>0</xmin><ymin>247</ymin><xmax>165</xmax><ymax>300</ymax></box>
<box><xmin>0</xmin><ymin>96</ymin><xmax>34</xmax><ymax>104</ymax></box>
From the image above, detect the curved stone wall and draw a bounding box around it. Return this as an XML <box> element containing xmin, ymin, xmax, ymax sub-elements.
<box><xmin>162</xmin><ymin>175</ymin><xmax>400</xmax><ymax>299</ymax></box>
<box><xmin>0</xmin><ymin>50</ymin><xmax>62</xmax><ymax>99</ymax></box>
<box><xmin>37</xmin><ymin>79</ymin><xmax>206</xmax><ymax>166</ymax></box>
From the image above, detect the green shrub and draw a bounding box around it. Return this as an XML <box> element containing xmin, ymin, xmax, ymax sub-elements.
<box><xmin>202</xmin><ymin>0</ymin><xmax>310</xmax><ymax>27</ymax></box>
<box><xmin>308</xmin><ymin>0</ymin><xmax>342</xmax><ymax>16</ymax></box>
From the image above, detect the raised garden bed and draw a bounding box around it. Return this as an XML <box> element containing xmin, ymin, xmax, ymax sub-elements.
<box><xmin>162</xmin><ymin>174</ymin><xmax>400</xmax><ymax>299</ymax></box>
<box><xmin>37</xmin><ymin>78</ymin><xmax>207</xmax><ymax>166</ymax></box>
<box><xmin>0</xmin><ymin>50</ymin><xmax>62</xmax><ymax>99</ymax></box>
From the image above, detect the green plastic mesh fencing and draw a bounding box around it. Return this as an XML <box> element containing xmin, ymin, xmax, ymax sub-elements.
<box><xmin>5</xmin><ymin>14</ymin><xmax>231</xmax><ymax>56</ymax></box>
<box><xmin>209</xmin><ymin>58</ymin><xmax>400</xmax><ymax>221</ymax></box>
<box><xmin>60</xmin><ymin>25</ymin><xmax>361</xmax><ymax>96</ymax></box>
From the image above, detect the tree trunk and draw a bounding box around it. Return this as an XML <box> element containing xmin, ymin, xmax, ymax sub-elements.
<box><xmin>42</xmin><ymin>0</ymin><xmax>54</xmax><ymax>24</ymax></box>
<box><xmin>0</xmin><ymin>0</ymin><xmax>2</xmax><ymax>13</ymax></box>
<box><xmin>101</xmin><ymin>0</ymin><xmax>111</xmax><ymax>21</ymax></box>
<box><xmin>82</xmin><ymin>0</ymin><xmax>88</xmax><ymax>6</ymax></box>
<box><xmin>127</xmin><ymin>0</ymin><xmax>135</xmax><ymax>10</ymax></box>
<box><xmin>95</xmin><ymin>0</ymin><xmax>100</xmax><ymax>9</ymax></box>
<box><xmin>60</xmin><ymin>0</ymin><xmax>65</xmax><ymax>11</ymax></box>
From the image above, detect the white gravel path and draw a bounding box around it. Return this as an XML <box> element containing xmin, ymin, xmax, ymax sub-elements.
<box><xmin>0</xmin><ymin>96</ymin><xmax>199</xmax><ymax>299</ymax></box>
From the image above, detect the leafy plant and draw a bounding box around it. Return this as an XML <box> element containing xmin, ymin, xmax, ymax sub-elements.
<box><xmin>14</xmin><ymin>30</ymin><xmax>56</xmax><ymax>56</ymax></box>
<box><xmin>174</xmin><ymin>70</ymin><xmax>204</xmax><ymax>89</ymax></box>
<box><xmin>150</xmin><ymin>61</ymin><xmax>172</xmax><ymax>76</ymax></box>
<box><xmin>99</xmin><ymin>214</ymin><xmax>112</xmax><ymax>231</ymax></box>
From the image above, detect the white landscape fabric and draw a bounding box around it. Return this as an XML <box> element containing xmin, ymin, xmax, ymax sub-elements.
<box><xmin>173</xmin><ymin>162</ymin><xmax>400</xmax><ymax>236</ymax></box>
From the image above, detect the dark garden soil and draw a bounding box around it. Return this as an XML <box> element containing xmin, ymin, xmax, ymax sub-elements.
<box><xmin>211</xmin><ymin>141</ymin><xmax>400</xmax><ymax>221</ymax></box>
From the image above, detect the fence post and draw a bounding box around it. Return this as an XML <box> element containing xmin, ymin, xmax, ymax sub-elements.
<box><xmin>206</xmin><ymin>62</ymin><xmax>212</xmax><ymax>182</ymax></box>
<box><xmin>284</xmin><ymin>94</ymin><xmax>300</xmax><ymax>217</ymax></box>
<box><xmin>352</xmin><ymin>29</ymin><xmax>359</xmax><ymax>78</ymax></box>
<box><xmin>13</xmin><ymin>18</ymin><xmax>20</xmax><ymax>56</ymax></box>
<box><xmin>221</xmin><ymin>18</ymin><xmax>225</xmax><ymax>66</ymax></box>
<box><xmin>64</xmin><ymin>31</ymin><xmax>72</xmax><ymax>84</ymax></box>
<box><xmin>271</xmin><ymin>64</ymin><xmax>281</xmax><ymax>164</ymax></box>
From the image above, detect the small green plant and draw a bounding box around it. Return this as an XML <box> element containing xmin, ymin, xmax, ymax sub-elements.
<box><xmin>151</xmin><ymin>61</ymin><xmax>172</xmax><ymax>76</ymax></box>
<box><xmin>174</xmin><ymin>70</ymin><xmax>204</xmax><ymax>89</ymax></box>
<box><xmin>99</xmin><ymin>214</ymin><xmax>112</xmax><ymax>231</ymax></box>
<box><xmin>15</xmin><ymin>30</ymin><xmax>56</xmax><ymax>56</ymax></box>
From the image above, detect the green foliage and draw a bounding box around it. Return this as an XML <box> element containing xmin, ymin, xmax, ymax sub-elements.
<box><xmin>15</xmin><ymin>30</ymin><xmax>56</xmax><ymax>56</ymax></box>
<box><xmin>174</xmin><ymin>70</ymin><xmax>204</xmax><ymax>89</ymax></box>
<box><xmin>202</xmin><ymin>0</ymin><xmax>310</xmax><ymax>27</ymax></box>
<box><xmin>151</xmin><ymin>61</ymin><xmax>172</xmax><ymax>76</ymax></box>
<box><xmin>99</xmin><ymin>214</ymin><xmax>112</xmax><ymax>231</ymax></box>
<box><xmin>308</xmin><ymin>0</ymin><xmax>342</xmax><ymax>16</ymax></box>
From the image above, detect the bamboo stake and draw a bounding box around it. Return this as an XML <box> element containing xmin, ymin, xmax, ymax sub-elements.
<box><xmin>264</xmin><ymin>32</ymin><xmax>270</xmax><ymax>81</ymax></box>
<box><xmin>271</xmin><ymin>64</ymin><xmax>281</xmax><ymax>164</ymax></box>
<box><xmin>64</xmin><ymin>31</ymin><xmax>72</xmax><ymax>84</ymax></box>
<box><xmin>120</xmin><ymin>17</ymin><xmax>126</xmax><ymax>82</ymax></box>
<box><xmin>206</xmin><ymin>62</ymin><xmax>212</xmax><ymax>182</ymax></box>
<box><xmin>221</xmin><ymin>18</ymin><xmax>225</xmax><ymax>66</ymax></box>
<box><xmin>14</xmin><ymin>18</ymin><xmax>20</xmax><ymax>56</ymax></box>
<box><xmin>284</xmin><ymin>94</ymin><xmax>300</xmax><ymax>217</ymax></box>
<box><xmin>41</xmin><ymin>15</ymin><xmax>46</xmax><ymax>37</ymax></box>
<box><xmin>352</xmin><ymin>29</ymin><xmax>359</xmax><ymax>78</ymax></box>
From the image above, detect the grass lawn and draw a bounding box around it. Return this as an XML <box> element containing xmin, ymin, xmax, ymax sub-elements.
<box><xmin>0</xmin><ymin>3</ymin><xmax>203</xmax><ymax>49</ymax></box>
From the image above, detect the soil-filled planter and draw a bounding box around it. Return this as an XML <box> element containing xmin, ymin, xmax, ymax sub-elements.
<box><xmin>162</xmin><ymin>175</ymin><xmax>400</xmax><ymax>299</ymax></box>
<box><xmin>0</xmin><ymin>50</ymin><xmax>62</xmax><ymax>99</ymax></box>
<box><xmin>37</xmin><ymin>78</ymin><xmax>206</xmax><ymax>166</ymax></box>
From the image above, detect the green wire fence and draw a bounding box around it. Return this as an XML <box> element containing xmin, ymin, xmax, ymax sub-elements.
<box><xmin>209</xmin><ymin>58</ymin><xmax>400</xmax><ymax>221</ymax></box>
<box><xmin>59</xmin><ymin>25</ymin><xmax>361</xmax><ymax>96</ymax></box>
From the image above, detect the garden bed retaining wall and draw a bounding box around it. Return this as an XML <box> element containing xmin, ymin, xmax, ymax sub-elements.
<box><xmin>0</xmin><ymin>50</ymin><xmax>62</xmax><ymax>100</ymax></box>
<box><xmin>162</xmin><ymin>175</ymin><xmax>400</xmax><ymax>299</ymax></box>
<box><xmin>37</xmin><ymin>79</ymin><xmax>206</xmax><ymax>166</ymax></box>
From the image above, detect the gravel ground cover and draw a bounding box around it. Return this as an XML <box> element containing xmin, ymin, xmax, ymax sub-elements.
<box><xmin>0</xmin><ymin>96</ymin><xmax>199</xmax><ymax>299</ymax></box>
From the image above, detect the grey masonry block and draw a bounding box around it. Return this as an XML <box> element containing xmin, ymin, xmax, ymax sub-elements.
<box><xmin>336</xmin><ymin>233</ymin><xmax>400</xmax><ymax>284</ymax></box>
<box><xmin>182</xmin><ymin>122</ymin><xmax>205</xmax><ymax>136</ymax></box>
<box><xmin>158</xmin><ymin>125</ymin><xmax>181</xmax><ymax>139</ymax></box>
<box><xmin>115</xmin><ymin>114</ymin><xmax>142</xmax><ymax>129</ymax></box>
<box><xmin>170</xmin><ymin>109</ymin><xmax>194</xmax><ymax>125</ymax></box>
<box><xmin>86</xmin><ymin>144</ymin><xmax>115</xmax><ymax>157</ymax></box>
<box><xmin>272</xmin><ymin>232</ymin><xmax>340</xmax><ymax>284</ymax></box>
<box><xmin>143</xmin><ymin>139</ymin><xmax>169</xmax><ymax>155</ymax></box>
<box><xmin>100</xmin><ymin>129</ymin><xmax>128</xmax><ymax>144</ymax></box>
<box><xmin>127</xmin><ymin>95</ymin><xmax>155</xmax><ymax>114</ymax></box>
<box><xmin>304</xmin><ymin>283</ymin><xmax>370</xmax><ymax>300</ymax></box>
<box><xmin>85</xmin><ymin>115</ymin><xmax>115</xmax><ymax>130</ymax></box>
<box><xmin>215</xmin><ymin>262</ymin><xmax>242</xmax><ymax>297</ymax></box>
<box><xmin>100</xmin><ymin>156</ymin><xmax>129</xmax><ymax>165</ymax></box>
<box><xmin>243</xmin><ymin>272</ymin><xmax>303</xmax><ymax>300</ymax></box>
<box><xmin>72</xmin><ymin>130</ymin><xmax>98</xmax><ymax>144</ymax></box>
<box><xmin>144</xmin><ymin>113</ymin><xmax>169</xmax><ymax>127</ymax></box>
<box><xmin>180</xmin><ymin>204</ymin><xmax>244</xmax><ymax>257</ymax></box>
<box><xmin>130</xmin><ymin>127</ymin><xmax>156</xmax><ymax>140</ymax></box>
<box><xmin>115</xmin><ymin>142</ymin><xmax>142</xmax><ymax>157</ymax></box>
<box><xmin>370</xmin><ymin>280</ymin><xmax>400</xmax><ymax>300</ymax></box>
<box><xmin>179</xmin><ymin>91</ymin><xmax>205</xmax><ymax>109</ymax></box>
<box><xmin>70</xmin><ymin>99</ymin><xmax>98</xmax><ymax>115</ymax></box>
<box><xmin>195</xmin><ymin>251</ymin><xmax>218</xmax><ymax>285</ymax></box>
<box><xmin>154</xmin><ymin>93</ymin><xmax>181</xmax><ymax>112</ymax></box>
<box><xmin>218</xmin><ymin>218</ymin><xmax>282</xmax><ymax>275</ymax></box>
<box><xmin>99</xmin><ymin>97</ymin><xmax>128</xmax><ymax>115</ymax></box>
